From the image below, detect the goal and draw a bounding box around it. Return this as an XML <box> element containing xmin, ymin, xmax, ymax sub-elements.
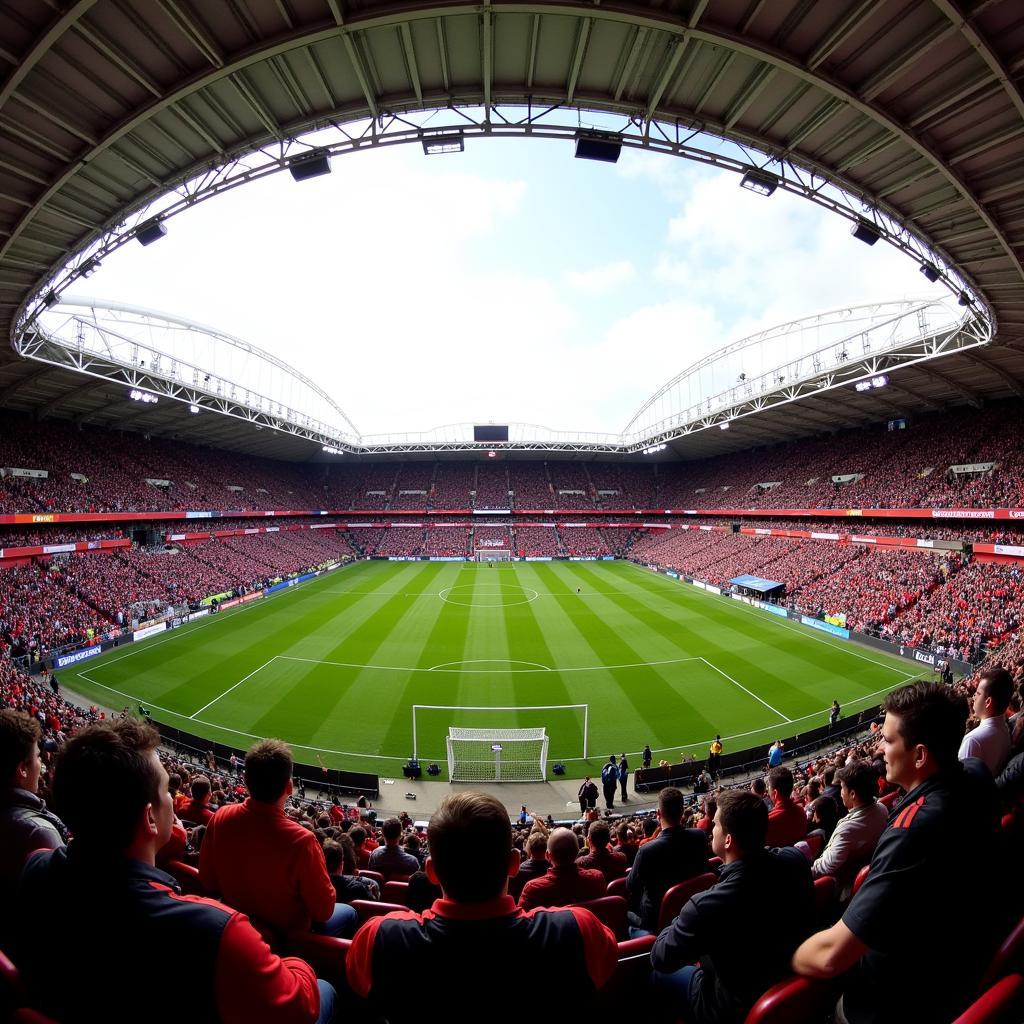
<box><xmin>446</xmin><ymin>727</ymin><xmax>548</xmax><ymax>782</ymax></box>
<box><xmin>475</xmin><ymin>549</ymin><xmax>512</xmax><ymax>561</ymax></box>
<box><xmin>411</xmin><ymin>703</ymin><xmax>589</xmax><ymax>780</ymax></box>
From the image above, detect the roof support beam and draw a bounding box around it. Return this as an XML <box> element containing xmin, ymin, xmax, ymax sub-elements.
<box><xmin>400</xmin><ymin>23</ymin><xmax>423</xmax><ymax>106</ymax></box>
<box><xmin>565</xmin><ymin>17</ymin><xmax>592</xmax><ymax>106</ymax></box>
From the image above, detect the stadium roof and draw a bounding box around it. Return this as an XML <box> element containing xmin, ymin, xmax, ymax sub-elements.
<box><xmin>1</xmin><ymin>0</ymin><xmax>1023</xmax><ymax>462</ymax></box>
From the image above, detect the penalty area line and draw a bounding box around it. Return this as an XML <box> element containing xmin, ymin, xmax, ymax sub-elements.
<box><xmin>700</xmin><ymin>657</ymin><xmax>792</xmax><ymax>723</ymax></box>
<box><xmin>188</xmin><ymin>657</ymin><xmax>279</xmax><ymax>719</ymax></box>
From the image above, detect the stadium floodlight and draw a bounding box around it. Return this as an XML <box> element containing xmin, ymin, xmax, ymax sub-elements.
<box><xmin>422</xmin><ymin>134</ymin><xmax>464</xmax><ymax>155</ymax></box>
<box><xmin>574</xmin><ymin>133</ymin><xmax>622</xmax><ymax>163</ymax></box>
<box><xmin>135</xmin><ymin>219</ymin><xmax>167</xmax><ymax>246</ymax></box>
<box><xmin>42</xmin><ymin>290</ymin><xmax>59</xmax><ymax>308</ymax></box>
<box><xmin>322</xmin><ymin>444</ymin><xmax>344</xmax><ymax>455</ymax></box>
<box><xmin>850</xmin><ymin>219</ymin><xmax>881</xmax><ymax>245</ymax></box>
<box><xmin>739</xmin><ymin>168</ymin><xmax>778</xmax><ymax>196</ymax></box>
<box><xmin>920</xmin><ymin>262</ymin><xmax>941</xmax><ymax>283</ymax></box>
<box><xmin>287</xmin><ymin>149</ymin><xmax>331</xmax><ymax>181</ymax></box>
<box><xmin>871</xmin><ymin>375</ymin><xmax>888</xmax><ymax>389</ymax></box>
<box><xmin>855</xmin><ymin>375</ymin><xmax>889</xmax><ymax>393</ymax></box>
<box><xmin>128</xmin><ymin>389</ymin><xmax>158</xmax><ymax>404</ymax></box>
<box><xmin>188</xmin><ymin>403</ymin><xmax>200</xmax><ymax>414</ymax></box>
<box><xmin>720</xmin><ymin>421</ymin><xmax>731</xmax><ymax>430</ymax></box>
<box><xmin>77</xmin><ymin>257</ymin><xmax>101</xmax><ymax>278</ymax></box>
<box><xmin>958</xmin><ymin>291</ymin><xmax>973</xmax><ymax>307</ymax></box>
<box><xmin>642</xmin><ymin>443</ymin><xmax>667</xmax><ymax>455</ymax></box>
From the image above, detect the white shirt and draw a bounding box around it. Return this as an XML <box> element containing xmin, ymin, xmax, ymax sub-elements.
<box><xmin>958</xmin><ymin>714</ymin><xmax>1011</xmax><ymax>776</ymax></box>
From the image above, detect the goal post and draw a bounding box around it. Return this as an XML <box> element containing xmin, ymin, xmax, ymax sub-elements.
<box><xmin>475</xmin><ymin>549</ymin><xmax>511</xmax><ymax>561</ymax></box>
<box><xmin>411</xmin><ymin>703</ymin><xmax>589</xmax><ymax>777</ymax></box>
<box><xmin>446</xmin><ymin>727</ymin><xmax>548</xmax><ymax>782</ymax></box>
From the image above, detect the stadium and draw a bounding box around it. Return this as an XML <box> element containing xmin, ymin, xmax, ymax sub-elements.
<box><xmin>1</xmin><ymin>2</ymin><xmax>1023</xmax><ymax>1022</ymax></box>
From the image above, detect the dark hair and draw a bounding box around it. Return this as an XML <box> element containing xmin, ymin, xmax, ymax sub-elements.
<box><xmin>750</xmin><ymin>777</ymin><xmax>767</xmax><ymax>796</ymax></box>
<box><xmin>323</xmin><ymin>839</ymin><xmax>344</xmax><ymax>874</ymax></box>
<box><xmin>382</xmin><ymin>817</ymin><xmax>402</xmax><ymax>842</ymax></box>
<box><xmin>809</xmin><ymin>795</ymin><xmax>839</xmax><ymax>835</ymax></box>
<box><xmin>428</xmin><ymin>792</ymin><xmax>512</xmax><ymax>902</ymax></box>
<box><xmin>587</xmin><ymin>821</ymin><xmax>611</xmax><ymax>849</ymax></box>
<box><xmin>337</xmin><ymin>833</ymin><xmax>358</xmax><ymax>874</ymax></box>
<box><xmin>979</xmin><ymin>667</ymin><xmax>1014</xmax><ymax>714</ymax></box>
<box><xmin>768</xmin><ymin>766</ymin><xmax>794</xmax><ymax>798</ymax></box>
<box><xmin>716</xmin><ymin>789</ymin><xmax>768</xmax><ymax>853</ymax></box>
<box><xmin>0</xmin><ymin>710</ymin><xmax>41</xmax><ymax>782</ymax></box>
<box><xmin>349</xmin><ymin>825</ymin><xmax>366</xmax><ymax>847</ymax></box>
<box><xmin>658</xmin><ymin>786</ymin><xmax>685</xmax><ymax>824</ymax></box>
<box><xmin>190</xmin><ymin>776</ymin><xmax>211</xmax><ymax>800</ymax></box>
<box><xmin>52</xmin><ymin>718</ymin><xmax>162</xmax><ymax>849</ymax></box>
<box><xmin>642</xmin><ymin>817</ymin><xmax>659</xmax><ymax>837</ymax></box>
<box><xmin>243</xmin><ymin>739</ymin><xmax>293</xmax><ymax>801</ymax></box>
<box><xmin>883</xmin><ymin>681</ymin><xmax>968</xmax><ymax>770</ymax></box>
<box><xmin>836</xmin><ymin>759</ymin><xmax>878</xmax><ymax>803</ymax></box>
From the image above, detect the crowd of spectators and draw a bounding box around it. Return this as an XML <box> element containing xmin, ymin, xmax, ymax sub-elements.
<box><xmin>422</xmin><ymin>527</ymin><xmax>470</xmax><ymax>557</ymax></box>
<box><xmin>558</xmin><ymin>527</ymin><xmax>612</xmax><ymax>557</ymax></box>
<box><xmin>474</xmin><ymin>462</ymin><xmax>510</xmax><ymax>508</ymax></box>
<box><xmin>512</xmin><ymin>526</ymin><xmax>561</xmax><ymax>557</ymax></box>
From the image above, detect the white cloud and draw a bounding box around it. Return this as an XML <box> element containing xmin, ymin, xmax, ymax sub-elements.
<box><xmin>566</xmin><ymin>260</ymin><xmax>636</xmax><ymax>293</ymax></box>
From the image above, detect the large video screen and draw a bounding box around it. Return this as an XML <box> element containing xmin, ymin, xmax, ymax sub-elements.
<box><xmin>474</xmin><ymin>425</ymin><xmax>509</xmax><ymax>442</ymax></box>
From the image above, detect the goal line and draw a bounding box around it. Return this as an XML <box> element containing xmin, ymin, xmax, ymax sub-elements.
<box><xmin>411</xmin><ymin>703</ymin><xmax>589</xmax><ymax>762</ymax></box>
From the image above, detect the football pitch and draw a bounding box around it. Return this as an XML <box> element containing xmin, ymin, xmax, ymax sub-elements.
<box><xmin>63</xmin><ymin>560</ymin><xmax>919</xmax><ymax>779</ymax></box>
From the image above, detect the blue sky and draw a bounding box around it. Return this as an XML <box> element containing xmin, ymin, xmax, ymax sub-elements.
<box><xmin>80</xmin><ymin>136</ymin><xmax>945</xmax><ymax>437</ymax></box>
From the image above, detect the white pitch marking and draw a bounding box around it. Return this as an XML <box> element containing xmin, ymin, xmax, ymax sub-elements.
<box><xmin>699</xmin><ymin>657</ymin><xmax>792</xmax><ymax>723</ymax></box>
<box><xmin>428</xmin><ymin>659</ymin><xmax>552</xmax><ymax>672</ymax></box>
<box><xmin>188</xmin><ymin>657</ymin><xmax>278</xmax><ymax>719</ymax></box>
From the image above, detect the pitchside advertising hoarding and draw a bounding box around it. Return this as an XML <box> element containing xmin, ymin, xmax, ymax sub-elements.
<box><xmin>54</xmin><ymin>645</ymin><xmax>102</xmax><ymax>669</ymax></box>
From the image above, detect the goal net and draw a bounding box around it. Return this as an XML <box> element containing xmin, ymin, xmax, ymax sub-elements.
<box><xmin>475</xmin><ymin>549</ymin><xmax>511</xmax><ymax>561</ymax></box>
<box><xmin>446</xmin><ymin>727</ymin><xmax>548</xmax><ymax>782</ymax></box>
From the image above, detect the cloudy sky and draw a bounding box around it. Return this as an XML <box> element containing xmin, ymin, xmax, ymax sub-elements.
<box><xmin>78</xmin><ymin>136</ymin><xmax>945</xmax><ymax>437</ymax></box>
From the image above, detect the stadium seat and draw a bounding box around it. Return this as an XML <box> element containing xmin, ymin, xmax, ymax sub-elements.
<box><xmin>358</xmin><ymin>869</ymin><xmax>385</xmax><ymax>885</ymax></box>
<box><xmin>742</xmin><ymin>975</ymin><xmax>837</xmax><ymax>1024</ymax></box>
<box><xmin>657</xmin><ymin>872</ymin><xmax>718</xmax><ymax>932</ymax></box>
<box><xmin>879</xmin><ymin>790</ymin><xmax>900</xmax><ymax>810</ymax></box>
<box><xmin>381</xmin><ymin>872</ymin><xmax>412</xmax><ymax>884</ymax></box>
<box><xmin>852</xmin><ymin>864</ymin><xmax>870</xmax><ymax>896</ymax></box>
<box><xmin>812</xmin><ymin>876</ymin><xmax>838</xmax><ymax>928</ymax></box>
<box><xmin>803</xmin><ymin>833</ymin><xmax>823</xmax><ymax>859</ymax></box>
<box><xmin>707</xmin><ymin>856</ymin><xmax>723</xmax><ymax>869</ymax></box>
<box><xmin>164</xmin><ymin>859</ymin><xmax>205</xmax><ymax>896</ymax></box>
<box><xmin>980</xmin><ymin>916</ymin><xmax>1024</xmax><ymax>992</ymax></box>
<box><xmin>286</xmin><ymin>934</ymin><xmax>352</xmax><ymax>991</ymax></box>
<box><xmin>351</xmin><ymin>900</ymin><xmax>407</xmax><ymax>924</ymax></box>
<box><xmin>603</xmin><ymin>934</ymin><xmax>657</xmax><ymax>1011</ymax></box>
<box><xmin>381</xmin><ymin>881</ymin><xmax>411</xmax><ymax>906</ymax></box>
<box><xmin>953</xmin><ymin>974</ymin><xmax>1024</xmax><ymax>1024</ymax></box>
<box><xmin>0</xmin><ymin>948</ymin><xmax>26</xmax><ymax>1014</ymax></box>
<box><xmin>570</xmin><ymin>895</ymin><xmax>628</xmax><ymax>940</ymax></box>
<box><xmin>606</xmin><ymin>876</ymin><xmax>628</xmax><ymax>898</ymax></box>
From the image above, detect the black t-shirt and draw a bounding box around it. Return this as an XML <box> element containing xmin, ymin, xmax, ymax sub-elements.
<box><xmin>841</xmin><ymin>760</ymin><xmax>1003</xmax><ymax>1024</ymax></box>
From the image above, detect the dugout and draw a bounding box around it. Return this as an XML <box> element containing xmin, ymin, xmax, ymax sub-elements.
<box><xmin>729</xmin><ymin>574</ymin><xmax>786</xmax><ymax>602</ymax></box>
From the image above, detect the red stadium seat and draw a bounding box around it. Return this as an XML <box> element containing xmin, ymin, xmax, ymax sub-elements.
<box><xmin>358</xmin><ymin>869</ymin><xmax>385</xmax><ymax>885</ymax></box>
<box><xmin>1</xmin><ymin>948</ymin><xmax>26</xmax><ymax>1014</ymax></box>
<box><xmin>707</xmin><ymin>856</ymin><xmax>723</xmax><ymax>869</ymax></box>
<box><xmin>286</xmin><ymin>934</ymin><xmax>352</xmax><ymax>991</ymax></box>
<box><xmin>852</xmin><ymin>864</ymin><xmax>870</xmax><ymax>896</ymax></box>
<box><xmin>879</xmin><ymin>791</ymin><xmax>900</xmax><ymax>810</ymax></box>
<box><xmin>602</xmin><ymin>934</ymin><xmax>657</xmax><ymax>1011</ymax></box>
<box><xmin>802</xmin><ymin>833</ymin><xmax>823</xmax><ymax>860</ymax></box>
<box><xmin>351</xmin><ymin>900</ymin><xmax>408</xmax><ymax>924</ymax></box>
<box><xmin>954</xmin><ymin>974</ymin><xmax>1024</xmax><ymax>1024</ymax></box>
<box><xmin>742</xmin><ymin>975</ymin><xmax>837</xmax><ymax>1024</ymax></box>
<box><xmin>980</xmin><ymin>917</ymin><xmax>1024</xmax><ymax>992</ymax></box>
<box><xmin>570</xmin><ymin>896</ymin><xmax>628</xmax><ymax>940</ymax></box>
<box><xmin>381</xmin><ymin>881</ymin><xmax>411</xmax><ymax>906</ymax></box>
<box><xmin>658</xmin><ymin>872</ymin><xmax>718</xmax><ymax>932</ymax></box>
<box><xmin>812</xmin><ymin>876</ymin><xmax>838</xmax><ymax>928</ymax></box>
<box><xmin>164</xmin><ymin>859</ymin><xmax>205</xmax><ymax>896</ymax></box>
<box><xmin>381</xmin><ymin>873</ymin><xmax>412</xmax><ymax>884</ymax></box>
<box><xmin>606</xmin><ymin>875</ymin><xmax>628</xmax><ymax>898</ymax></box>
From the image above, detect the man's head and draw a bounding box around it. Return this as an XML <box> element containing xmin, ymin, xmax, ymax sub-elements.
<box><xmin>767</xmin><ymin>766</ymin><xmax>794</xmax><ymax>799</ymax></box>
<box><xmin>52</xmin><ymin>718</ymin><xmax>171</xmax><ymax>857</ymax></box>
<box><xmin>190</xmin><ymin>776</ymin><xmax>211</xmax><ymax>802</ymax></box>
<box><xmin>243</xmin><ymin>739</ymin><xmax>293</xmax><ymax>802</ymax></box>
<box><xmin>880</xmin><ymin>681</ymin><xmax>968</xmax><ymax>789</ymax></box>
<box><xmin>426</xmin><ymin>792</ymin><xmax>517</xmax><ymax>903</ymax></box>
<box><xmin>750</xmin><ymin>777</ymin><xmax>768</xmax><ymax>798</ymax></box>
<box><xmin>973</xmin><ymin>667</ymin><xmax>1014</xmax><ymax>721</ymax></box>
<box><xmin>546</xmin><ymin>827</ymin><xmax>581</xmax><ymax>868</ymax></box>
<box><xmin>0</xmin><ymin>710</ymin><xmax>43</xmax><ymax>793</ymax></box>
<box><xmin>712</xmin><ymin>790</ymin><xmax>768</xmax><ymax>861</ymax></box>
<box><xmin>657</xmin><ymin>786</ymin><xmax>685</xmax><ymax>826</ymax></box>
<box><xmin>836</xmin><ymin>760</ymin><xmax>878</xmax><ymax>810</ymax></box>
<box><xmin>349</xmin><ymin>825</ymin><xmax>366</xmax><ymax>849</ymax></box>
<box><xmin>525</xmin><ymin>832</ymin><xmax>548</xmax><ymax>860</ymax></box>
<box><xmin>586</xmin><ymin>821</ymin><xmax>611</xmax><ymax>851</ymax></box>
<box><xmin>323</xmin><ymin>839</ymin><xmax>343</xmax><ymax>874</ymax></box>
<box><xmin>381</xmin><ymin>816</ymin><xmax>403</xmax><ymax>845</ymax></box>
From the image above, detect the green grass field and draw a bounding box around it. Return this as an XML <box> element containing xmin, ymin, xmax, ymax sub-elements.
<box><xmin>62</xmin><ymin>560</ymin><xmax>919</xmax><ymax>779</ymax></box>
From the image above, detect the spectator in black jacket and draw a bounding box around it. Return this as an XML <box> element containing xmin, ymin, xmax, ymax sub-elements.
<box><xmin>626</xmin><ymin>786</ymin><xmax>709</xmax><ymax>933</ymax></box>
<box><xmin>651</xmin><ymin>790</ymin><xmax>814</xmax><ymax>1024</ymax></box>
<box><xmin>323</xmin><ymin>836</ymin><xmax>378</xmax><ymax>903</ymax></box>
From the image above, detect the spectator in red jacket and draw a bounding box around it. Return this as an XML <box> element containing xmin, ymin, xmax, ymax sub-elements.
<box><xmin>519</xmin><ymin>827</ymin><xmax>606</xmax><ymax>910</ymax></box>
<box><xmin>765</xmin><ymin>766</ymin><xmax>807</xmax><ymax>847</ymax></box>
<box><xmin>575</xmin><ymin>820</ymin><xmax>628</xmax><ymax>882</ymax></box>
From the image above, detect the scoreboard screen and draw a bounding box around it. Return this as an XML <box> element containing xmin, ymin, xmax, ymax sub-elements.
<box><xmin>474</xmin><ymin>425</ymin><xmax>509</xmax><ymax>442</ymax></box>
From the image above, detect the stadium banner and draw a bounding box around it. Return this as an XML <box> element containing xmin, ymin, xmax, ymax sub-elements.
<box><xmin>666</xmin><ymin>570</ymin><xmax>679</xmax><ymax>579</ymax></box>
<box><xmin>731</xmin><ymin>593</ymin><xmax>750</xmax><ymax>604</ymax></box>
<box><xmin>187</xmin><ymin>609</ymin><xmax>211</xmax><ymax>622</ymax></box>
<box><xmin>240</xmin><ymin>592</ymin><xmax>263</xmax><ymax>604</ymax></box>
<box><xmin>978</xmin><ymin>542</ymin><xmax>1024</xmax><ymax>557</ymax></box>
<box><xmin>473</xmin><ymin>508</ymin><xmax>511</xmax><ymax>515</ymax></box>
<box><xmin>429</xmin><ymin>557</ymin><xmax>466</xmax><ymax>561</ymax></box>
<box><xmin>691</xmin><ymin>580</ymin><xmax>707</xmax><ymax>590</ymax></box>
<box><xmin>264</xmin><ymin>579</ymin><xmax>296</xmax><ymax>595</ymax></box>
<box><xmin>0</xmin><ymin>537</ymin><xmax>130</xmax><ymax>560</ymax></box>
<box><xmin>568</xmin><ymin>557</ymin><xmax>597</xmax><ymax>561</ymax></box>
<box><xmin>387</xmin><ymin>556</ymin><xmax>420</xmax><ymax>561</ymax></box>
<box><xmin>756</xmin><ymin>601</ymin><xmax>789</xmax><ymax>618</ymax></box>
<box><xmin>218</xmin><ymin>597</ymin><xmax>242</xmax><ymax>610</ymax></box>
<box><xmin>800</xmin><ymin>615</ymin><xmax>850</xmax><ymax>639</ymax></box>
<box><xmin>186</xmin><ymin>511</ymin><xmax>215</xmax><ymax>519</ymax></box>
<box><xmin>54</xmin><ymin>645</ymin><xmax>102</xmax><ymax>669</ymax></box>
<box><xmin>811</xmin><ymin>532</ymin><xmax>840</xmax><ymax>541</ymax></box>
<box><xmin>524</xmin><ymin>556</ymin><xmax>552</xmax><ymax>561</ymax></box>
<box><xmin>852</xmin><ymin>630</ymin><xmax>976</xmax><ymax>674</ymax></box>
<box><xmin>601</xmin><ymin>555</ymin><xmax>615</xmax><ymax>560</ymax></box>
<box><xmin>201</xmin><ymin>590</ymin><xmax>233</xmax><ymax>607</ymax></box>
<box><xmin>133</xmin><ymin>622</ymin><xmax>167</xmax><ymax>642</ymax></box>
<box><xmin>706</xmin><ymin>585</ymin><xmax>722</xmax><ymax>595</ymax></box>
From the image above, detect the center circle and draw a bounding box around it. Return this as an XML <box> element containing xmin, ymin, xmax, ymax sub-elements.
<box><xmin>438</xmin><ymin>584</ymin><xmax>539</xmax><ymax>608</ymax></box>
